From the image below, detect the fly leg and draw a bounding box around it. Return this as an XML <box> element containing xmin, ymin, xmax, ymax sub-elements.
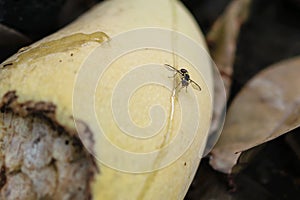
<box><xmin>168</xmin><ymin>73</ymin><xmax>178</xmax><ymax>79</ymax></box>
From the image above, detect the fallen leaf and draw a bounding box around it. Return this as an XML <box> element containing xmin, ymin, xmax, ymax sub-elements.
<box><xmin>210</xmin><ymin>57</ymin><xmax>300</xmax><ymax>173</ymax></box>
<box><xmin>204</xmin><ymin>0</ymin><xmax>252</xmax><ymax>155</ymax></box>
<box><xmin>0</xmin><ymin>23</ymin><xmax>31</xmax><ymax>62</ymax></box>
<box><xmin>207</xmin><ymin>0</ymin><xmax>252</xmax><ymax>96</ymax></box>
<box><xmin>0</xmin><ymin>24</ymin><xmax>31</xmax><ymax>48</ymax></box>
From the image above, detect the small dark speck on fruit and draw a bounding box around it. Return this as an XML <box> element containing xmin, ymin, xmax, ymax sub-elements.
<box><xmin>2</xmin><ymin>63</ymin><xmax>13</xmax><ymax>68</ymax></box>
<box><xmin>70</xmin><ymin>53</ymin><xmax>74</xmax><ymax>56</ymax></box>
<box><xmin>34</xmin><ymin>137</ymin><xmax>41</xmax><ymax>144</ymax></box>
<box><xmin>0</xmin><ymin>166</ymin><xmax>6</xmax><ymax>188</ymax></box>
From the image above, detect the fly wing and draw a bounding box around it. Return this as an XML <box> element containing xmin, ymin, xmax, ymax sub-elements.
<box><xmin>164</xmin><ymin>64</ymin><xmax>181</xmax><ymax>74</ymax></box>
<box><xmin>190</xmin><ymin>79</ymin><xmax>202</xmax><ymax>91</ymax></box>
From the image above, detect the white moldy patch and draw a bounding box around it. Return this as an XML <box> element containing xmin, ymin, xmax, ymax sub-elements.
<box><xmin>0</xmin><ymin>112</ymin><xmax>97</xmax><ymax>200</ymax></box>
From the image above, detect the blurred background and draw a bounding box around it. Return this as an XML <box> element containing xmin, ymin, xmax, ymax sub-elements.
<box><xmin>0</xmin><ymin>0</ymin><xmax>299</xmax><ymax>199</ymax></box>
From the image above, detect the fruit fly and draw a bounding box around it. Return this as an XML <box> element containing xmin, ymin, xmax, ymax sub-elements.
<box><xmin>164</xmin><ymin>64</ymin><xmax>202</xmax><ymax>92</ymax></box>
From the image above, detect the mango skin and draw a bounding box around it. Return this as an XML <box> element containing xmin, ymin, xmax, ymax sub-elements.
<box><xmin>0</xmin><ymin>0</ymin><xmax>213</xmax><ymax>199</ymax></box>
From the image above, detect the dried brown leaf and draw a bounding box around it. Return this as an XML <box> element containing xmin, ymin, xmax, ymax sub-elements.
<box><xmin>207</xmin><ymin>0</ymin><xmax>252</xmax><ymax>96</ymax></box>
<box><xmin>205</xmin><ymin>0</ymin><xmax>252</xmax><ymax>154</ymax></box>
<box><xmin>0</xmin><ymin>24</ymin><xmax>31</xmax><ymax>47</ymax></box>
<box><xmin>210</xmin><ymin>57</ymin><xmax>300</xmax><ymax>173</ymax></box>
